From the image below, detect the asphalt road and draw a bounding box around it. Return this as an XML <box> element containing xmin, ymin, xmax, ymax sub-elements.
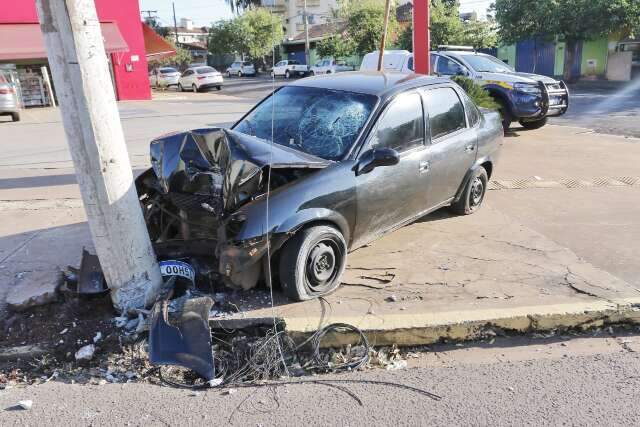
<box><xmin>549</xmin><ymin>79</ymin><xmax>640</xmax><ymax>138</ymax></box>
<box><xmin>2</xmin><ymin>334</ymin><xmax>639</xmax><ymax>425</ymax></box>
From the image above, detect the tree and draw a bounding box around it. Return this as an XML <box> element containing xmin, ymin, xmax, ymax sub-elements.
<box><xmin>224</xmin><ymin>0</ymin><xmax>261</xmax><ymax>13</ymax></box>
<box><xmin>209</xmin><ymin>9</ymin><xmax>283</xmax><ymax>66</ymax></box>
<box><xmin>316</xmin><ymin>34</ymin><xmax>354</xmax><ymax>59</ymax></box>
<box><xmin>398</xmin><ymin>1</ymin><xmax>497</xmax><ymax>51</ymax></box>
<box><xmin>493</xmin><ymin>0</ymin><xmax>640</xmax><ymax>81</ymax></box>
<box><xmin>144</xmin><ymin>16</ymin><xmax>169</xmax><ymax>37</ymax></box>
<box><xmin>238</xmin><ymin>8</ymin><xmax>284</xmax><ymax>60</ymax></box>
<box><xmin>343</xmin><ymin>0</ymin><xmax>398</xmax><ymax>56</ymax></box>
<box><xmin>151</xmin><ymin>38</ymin><xmax>192</xmax><ymax>69</ymax></box>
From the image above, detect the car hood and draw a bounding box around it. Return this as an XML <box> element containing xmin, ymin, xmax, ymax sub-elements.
<box><xmin>148</xmin><ymin>128</ymin><xmax>330</xmax><ymax>212</ymax></box>
<box><xmin>480</xmin><ymin>71</ymin><xmax>559</xmax><ymax>85</ymax></box>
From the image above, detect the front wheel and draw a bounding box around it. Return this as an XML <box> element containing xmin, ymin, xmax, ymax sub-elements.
<box><xmin>519</xmin><ymin>117</ymin><xmax>548</xmax><ymax>130</ymax></box>
<box><xmin>11</xmin><ymin>112</ymin><xmax>20</xmax><ymax>122</ymax></box>
<box><xmin>284</xmin><ymin>70</ymin><xmax>290</xmax><ymax>79</ymax></box>
<box><xmin>177</xmin><ymin>83</ymin><xmax>183</xmax><ymax>92</ymax></box>
<box><xmin>450</xmin><ymin>167</ymin><xmax>488</xmax><ymax>215</ymax></box>
<box><xmin>238</xmin><ymin>71</ymin><xmax>242</xmax><ymax>77</ymax></box>
<box><xmin>216</xmin><ymin>85</ymin><xmax>221</xmax><ymax>91</ymax></box>
<box><xmin>192</xmin><ymin>84</ymin><xmax>198</xmax><ymax>93</ymax></box>
<box><xmin>279</xmin><ymin>225</ymin><xmax>347</xmax><ymax>301</ymax></box>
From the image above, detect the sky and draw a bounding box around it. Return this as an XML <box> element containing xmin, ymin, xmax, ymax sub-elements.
<box><xmin>139</xmin><ymin>0</ymin><xmax>495</xmax><ymax>28</ymax></box>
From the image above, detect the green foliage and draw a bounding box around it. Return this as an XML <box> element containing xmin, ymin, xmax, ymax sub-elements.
<box><xmin>224</xmin><ymin>0</ymin><xmax>262</xmax><ymax>13</ymax></box>
<box><xmin>398</xmin><ymin>1</ymin><xmax>498</xmax><ymax>51</ymax></box>
<box><xmin>208</xmin><ymin>8</ymin><xmax>283</xmax><ymax>61</ymax></box>
<box><xmin>343</xmin><ymin>0</ymin><xmax>398</xmax><ymax>56</ymax></box>
<box><xmin>151</xmin><ymin>38</ymin><xmax>192</xmax><ymax>68</ymax></box>
<box><xmin>316</xmin><ymin>35</ymin><xmax>354</xmax><ymax>60</ymax></box>
<box><xmin>451</xmin><ymin>76</ymin><xmax>499</xmax><ymax>110</ymax></box>
<box><xmin>493</xmin><ymin>0</ymin><xmax>640</xmax><ymax>43</ymax></box>
<box><xmin>144</xmin><ymin>17</ymin><xmax>169</xmax><ymax>37</ymax></box>
<box><xmin>493</xmin><ymin>0</ymin><xmax>640</xmax><ymax>80</ymax></box>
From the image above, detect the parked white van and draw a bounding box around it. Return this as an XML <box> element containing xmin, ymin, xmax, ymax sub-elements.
<box><xmin>359</xmin><ymin>50</ymin><xmax>414</xmax><ymax>72</ymax></box>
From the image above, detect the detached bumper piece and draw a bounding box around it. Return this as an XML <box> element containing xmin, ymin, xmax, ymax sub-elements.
<box><xmin>148</xmin><ymin>296</ymin><xmax>215</xmax><ymax>381</ymax></box>
<box><xmin>77</xmin><ymin>248</ymin><xmax>108</xmax><ymax>295</ymax></box>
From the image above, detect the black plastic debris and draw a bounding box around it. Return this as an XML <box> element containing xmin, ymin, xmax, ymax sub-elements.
<box><xmin>77</xmin><ymin>248</ymin><xmax>108</xmax><ymax>295</ymax></box>
<box><xmin>148</xmin><ymin>296</ymin><xmax>215</xmax><ymax>381</ymax></box>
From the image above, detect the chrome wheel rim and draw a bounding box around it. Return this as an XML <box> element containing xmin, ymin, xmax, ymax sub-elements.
<box><xmin>470</xmin><ymin>177</ymin><xmax>484</xmax><ymax>206</ymax></box>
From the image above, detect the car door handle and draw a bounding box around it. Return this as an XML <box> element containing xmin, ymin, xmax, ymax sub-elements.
<box><xmin>465</xmin><ymin>145</ymin><xmax>475</xmax><ymax>152</ymax></box>
<box><xmin>419</xmin><ymin>160</ymin><xmax>430</xmax><ymax>173</ymax></box>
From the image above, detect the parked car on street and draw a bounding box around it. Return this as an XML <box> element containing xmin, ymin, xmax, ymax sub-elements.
<box><xmin>177</xmin><ymin>66</ymin><xmax>223</xmax><ymax>92</ymax></box>
<box><xmin>149</xmin><ymin>67</ymin><xmax>181</xmax><ymax>88</ymax></box>
<box><xmin>271</xmin><ymin>60</ymin><xmax>309</xmax><ymax>78</ymax></box>
<box><xmin>0</xmin><ymin>75</ymin><xmax>19</xmax><ymax>122</ymax></box>
<box><xmin>136</xmin><ymin>72</ymin><xmax>503</xmax><ymax>301</ymax></box>
<box><xmin>226</xmin><ymin>61</ymin><xmax>256</xmax><ymax>77</ymax></box>
<box><xmin>310</xmin><ymin>58</ymin><xmax>354</xmax><ymax>75</ymax></box>
<box><xmin>361</xmin><ymin>48</ymin><xmax>569</xmax><ymax>131</ymax></box>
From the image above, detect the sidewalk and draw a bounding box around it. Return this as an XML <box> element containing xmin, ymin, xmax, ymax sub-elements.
<box><xmin>2</xmin><ymin>121</ymin><xmax>640</xmax><ymax>345</ymax></box>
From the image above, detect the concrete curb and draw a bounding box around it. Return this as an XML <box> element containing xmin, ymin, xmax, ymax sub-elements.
<box><xmin>281</xmin><ymin>299</ymin><xmax>640</xmax><ymax>347</ymax></box>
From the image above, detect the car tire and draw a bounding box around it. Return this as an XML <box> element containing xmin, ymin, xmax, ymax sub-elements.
<box><xmin>227</xmin><ymin>71</ymin><xmax>231</xmax><ymax>78</ymax></box>
<box><xmin>238</xmin><ymin>71</ymin><xmax>242</xmax><ymax>77</ymax></box>
<box><xmin>285</xmin><ymin>70</ymin><xmax>290</xmax><ymax>79</ymax></box>
<box><xmin>450</xmin><ymin>167</ymin><xmax>488</xmax><ymax>215</ymax></box>
<box><xmin>279</xmin><ymin>225</ymin><xmax>347</xmax><ymax>301</ymax></box>
<box><xmin>192</xmin><ymin>84</ymin><xmax>198</xmax><ymax>93</ymax></box>
<box><xmin>310</xmin><ymin>70</ymin><xmax>315</xmax><ymax>76</ymax></box>
<box><xmin>216</xmin><ymin>85</ymin><xmax>221</xmax><ymax>91</ymax></box>
<box><xmin>177</xmin><ymin>83</ymin><xmax>183</xmax><ymax>92</ymax></box>
<box><xmin>519</xmin><ymin>117</ymin><xmax>548</xmax><ymax>130</ymax></box>
<box><xmin>11</xmin><ymin>112</ymin><xmax>20</xmax><ymax>122</ymax></box>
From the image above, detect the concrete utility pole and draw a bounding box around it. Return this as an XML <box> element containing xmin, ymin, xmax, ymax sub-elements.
<box><xmin>377</xmin><ymin>0</ymin><xmax>392</xmax><ymax>71</ymax></box>
<box><xmin>303</xmin><ymin>0</ymin><xmax>310</xmax><ymax>66</ymax></box>
<box><xmin>172</xmin><ymin>2</ymin><xmax>179</xmax><ymax>44</ymax></box>
<box><xmin>35</xmin><ymin>0</ymin><xmax>163</xmax><ymax>311</ymax></box>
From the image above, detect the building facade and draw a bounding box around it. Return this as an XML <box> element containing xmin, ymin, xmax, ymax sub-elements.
<box><xmin>165</xmin><ymin>18</ymin><xmax>209</xmax><ymax>45</ymax></box>
<box><xmin>0</xmin><ymin>0</ymin><xmax>151</xmax><ymax>102</ymax></box>
<box><xmin>263</xmin><ymin>0</ymin><xmax>338</xmax><ymax>40</ymax></box>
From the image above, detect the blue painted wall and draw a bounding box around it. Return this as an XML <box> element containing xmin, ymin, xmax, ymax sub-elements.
<box><xmin>515</xmin><ymin>40</ymin><xmax>556</xmax><ymax>76</ymax></box>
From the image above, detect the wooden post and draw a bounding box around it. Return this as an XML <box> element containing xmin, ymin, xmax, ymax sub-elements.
<box><xmin>377</xmin><ymin>0</ymin><xmax>392</xmax><ymax>71</ymax></box>
<box><xmin>35</xmin><ymin>0</ymin><xmax>163</xmax><ymax>311</ymax></box>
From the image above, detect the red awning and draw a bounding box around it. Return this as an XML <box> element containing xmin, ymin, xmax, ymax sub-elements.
<box><xmin>142</xmin><ymin>23</ymin><xmax>176</xmax><ymax>62</ymax></box>
<box><xmin>0</xmin><ymin>22</ymin><xmax>129</xmax><ymax>61</ymax></box>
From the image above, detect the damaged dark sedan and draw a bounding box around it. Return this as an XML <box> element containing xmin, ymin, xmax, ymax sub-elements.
<box><xmin>136</xmin><ymin>72</ymin><xmax>503</xmax><ymax>301</ymax></box>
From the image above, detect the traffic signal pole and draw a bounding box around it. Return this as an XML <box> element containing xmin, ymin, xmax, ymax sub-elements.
<box><xmin>35</xmin><ymin>0</ymin><xmax>163</xmax><ymax>311</ymax></box>
<box><xmin>413</xmin><ymin>0</ymin><xmax>430</xmax><ymax>74</ymax></box>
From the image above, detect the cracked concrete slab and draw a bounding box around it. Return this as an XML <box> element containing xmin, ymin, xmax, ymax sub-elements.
<box><xmin>223</xmin><ymin>206</ymin><xmax>640</xmax><ymax>345</ymax></box>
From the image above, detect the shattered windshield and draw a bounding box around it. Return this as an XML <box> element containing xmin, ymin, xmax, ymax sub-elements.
<box><xmin>233</xmin><ymin>86</ymin><xmax>377</xmax><ymax>160</ymax></box>
<box><xmin>462</xmin><ymin>55</ymin><xmax>514</xmax><ymax>73</ymax></box>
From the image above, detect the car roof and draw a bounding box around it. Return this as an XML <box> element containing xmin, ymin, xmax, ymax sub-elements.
<box><xmin>290</xmin><ymin>71</ymin><xmax>449</xmax><ymax>96</ymax></box>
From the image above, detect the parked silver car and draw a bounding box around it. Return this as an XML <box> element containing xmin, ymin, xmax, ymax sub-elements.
<box><xmin>149</xmin><ymin>67</ymin><xmax>180</xmax><ymax>87</ymax></box>
<box><xmin>226</xmin><ymin>61</ymin><xmax>255</xmax><ymax>77</ymax></box>
<box><xmin>0</xmin><ymin>75</ymin><xmax>19</xmax><ymax>122</ymax></box>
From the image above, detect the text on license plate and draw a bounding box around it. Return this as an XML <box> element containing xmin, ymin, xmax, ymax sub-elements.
<box><xmin>159</xmin><ymin>260</ymin><xmax>195</xmax><ymax>283</ymax></box>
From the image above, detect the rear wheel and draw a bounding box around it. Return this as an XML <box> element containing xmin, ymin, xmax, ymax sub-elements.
<box><xmin>285</xmin><ymin>70</ymin><xmax>290</xmax><ymax>79</ymax></box>
<box><xmin>11</xmin><ymin>112</ymin><xmax>20</xmax><ymax>122</ymax></box>
<box><xmin>177</xmin><ymin>83</ymin><xmax>183</xmax><ymax>92</ymax></box>
<box><xmin>216</xmin><ymin>85</ymin><xmax>221</xmax><ymax>91</ymax></box>
<box><xmin>519</xmin><ymin>117</ymin><xmax>548</xmax><ymax>130</ymax></box>
<box><xmin>192</xmin><ymin>84</ymin><xmax>198</xmax><ymax>93</ymax></box>
<box><xmin>450</xmin><ymin>167</ymin><xmax>488</xmax><ymax>215</ymax></box>
<box><xmin>279</xmin><ymin>225</ymin><xmax>347</xmax><ymax>301</ymax></box>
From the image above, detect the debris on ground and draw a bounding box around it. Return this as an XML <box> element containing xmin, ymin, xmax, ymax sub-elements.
<box><xmin>17</xmin><ymin>400</ymin><xmax>33</xmax><ymax>410</ymax></box>
<box><xmin>75</xmin><ymin>344</ymin><xmax>95</xmax><ymax>361</ymax></box>
<box><xmin>6</xmin><ymin>268</ymin><xmax>63</xmax><ymax>311</ymax></box>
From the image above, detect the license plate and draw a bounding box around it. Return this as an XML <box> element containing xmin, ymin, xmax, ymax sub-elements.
<box><xmin>159</xmin><ymin>260</ymin><xmax>195</xmax><ymax>283</ymax></box>
<box><xmin>549</xmin><ymin>96</ymin><xmax>562</xmax><ymax>105</ymax></box>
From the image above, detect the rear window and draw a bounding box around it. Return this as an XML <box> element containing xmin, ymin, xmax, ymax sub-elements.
<box><xmin>242</xmin><ymin>62</ymin><xmax>252</xmax><ymax>66</ymax></box>
<box><xmin>289</xmin><ymin>60</ymin><xmax>300</xmax><ymax>65</ymax></box>
<box><xmin>423</xmin><ymin>87</ymin><xmax>466</xmax><ymax>140</ymax></box>
<box><xmin>196</xmin><ymin>67</ymin><xmax>217</xmax><ymax>74</ymax></box>
<box><xmin>160</xmin><ymin>68</ymin><xmax>177</xmax><ymax>73</ymax></box>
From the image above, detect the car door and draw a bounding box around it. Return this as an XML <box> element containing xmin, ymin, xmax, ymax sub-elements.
<box><xmin>274</xmin><ymin>61</ymin><xmax>285</xmax><ymax>76</ymax></box>
<box><xmin>180</xmin><ymin>70</ymin><xmax>193</xmax><ymax>86</ymax></box>
<box><xmin>421</xmin><ymin>85</ymin><xmax>477</xmax><ymax>206</ymax></box>
<box><xmin>435</xmin><ymin>55</ymin><xmax>470</xmax><ymax>77</ymax></box>
<box><xmin>352</xmin><ymin>91</ymin><xmax>431</xmax><ymax>247</ymax></box>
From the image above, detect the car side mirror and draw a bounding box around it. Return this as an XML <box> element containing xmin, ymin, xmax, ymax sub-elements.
<box><xmin>356</xmin><ymin>148</ymin><xmax>400</xmax><ymax>175</ymax></box>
